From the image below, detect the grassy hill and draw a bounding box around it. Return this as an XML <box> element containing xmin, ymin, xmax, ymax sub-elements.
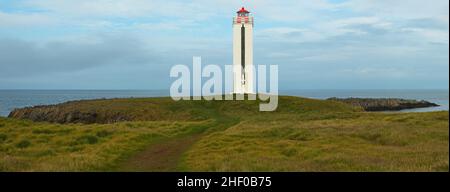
<box><xmin>1</xmin><ymin>96</ymin><xmax>448</xmax><ymax>171</ymax></box>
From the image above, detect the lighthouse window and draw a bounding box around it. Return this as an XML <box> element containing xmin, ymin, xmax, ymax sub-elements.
<box><xmin>238</xmin><ymin>13</ymin><xmax>249</xmax><ymax>17</ymax></box>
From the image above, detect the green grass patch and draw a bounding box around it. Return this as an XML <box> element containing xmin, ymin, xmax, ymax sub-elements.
<box><xmin>16</xmin><ymin>140</ymin><xmax>31</xmax><ymax>148</ymax></box>
<box><xmin>0</xmin><ymin>116</ymin><xmax>207</xmax><ymax>171</ymax></box>
<box><xmin>0</xmin><ymin>96</ymin><xmax>448</xmax><ymax>172</ymax></box>
<box><xmin>0</xmin><ymin>134</ymin><xmax>7</xmax><ymax>142</ymax></box>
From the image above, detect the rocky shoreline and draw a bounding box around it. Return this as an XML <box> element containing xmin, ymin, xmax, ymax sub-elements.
<box><xmin>327</xmin><ymin>97</ymin><xmax>440</xmax><ymax>112</ymax></box>
<box><xmin>6</xmin><ymin>97</ymin><xmax>441</xmax><ymax>124</ymax></box>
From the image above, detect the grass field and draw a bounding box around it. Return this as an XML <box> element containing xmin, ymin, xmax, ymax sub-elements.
<box><xmin>0</xmin><ymin>96</ymin><xmax>448</xmax><ymax>171</ymax></box>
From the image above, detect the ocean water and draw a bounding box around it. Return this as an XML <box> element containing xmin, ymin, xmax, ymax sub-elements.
<box><xmin>0</xmin><ymin>89</ymin><xmax>448</xmax><ymax>117</ymax></box>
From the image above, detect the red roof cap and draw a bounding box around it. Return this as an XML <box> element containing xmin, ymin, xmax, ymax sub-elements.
<box><xmin>237</xmin><ymin>7</ymin><xmax>250</xmax><ymax>13</ymax></box>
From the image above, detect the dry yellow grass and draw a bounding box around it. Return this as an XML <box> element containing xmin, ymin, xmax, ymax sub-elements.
<box><xmin>182</xmin><ymin>112</ymin><xmax>449</xmax><ymax>171</ymax></box>
<box><xmin>0</xmin><ymin>96</ymin><xmax>448</xmax><ymax>171</ymax></box>
<box><xmin>0</xmin><ymin>117</ymin><xmax>209</xmax><ymax>171</ymax></box>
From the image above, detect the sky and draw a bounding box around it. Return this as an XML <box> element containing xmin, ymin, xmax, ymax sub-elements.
<box><xmin>0</xmin><ymin>0</ymin><xmax>448</xmax><ymax>90</ymax></box>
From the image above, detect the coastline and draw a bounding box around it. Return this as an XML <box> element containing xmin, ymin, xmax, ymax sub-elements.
<box><xmin>0</xmin><ymin>95</ymin><xmax>448</xmax><ymax>171</ymax></box>
<box><xmin>327</xmin><ymin>97</ymin><xmax>440</xmax><ymax>112</ymax></box>
<box><xmin>0</xmin><ymin>89</ymin><xmax>448</xmax><ymax>117</ymax></box>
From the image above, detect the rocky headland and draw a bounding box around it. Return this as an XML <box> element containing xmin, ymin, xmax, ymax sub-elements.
<box><xmin>327</xmin><ymin>97</ymin><xmax>439</xmax><ymax>111</ymax></box>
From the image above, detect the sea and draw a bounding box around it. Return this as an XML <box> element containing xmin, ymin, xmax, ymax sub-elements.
<box><xmin>0</xmin><ymin>89</ymin><xmax>448</xmax><ymax>117</ymax></box>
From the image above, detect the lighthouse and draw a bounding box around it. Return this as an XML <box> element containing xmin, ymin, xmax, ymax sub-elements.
<box><xmin>233</xmin><ymin>7</ymin><xmax>254</xmax><ymax>94</ymax></box>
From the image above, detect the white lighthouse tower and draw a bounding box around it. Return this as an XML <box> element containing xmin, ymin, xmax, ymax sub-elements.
<box><xmin>233</xmin><ymin>7</ymin><xmax>254</xmax><ymax>94</ymax></box>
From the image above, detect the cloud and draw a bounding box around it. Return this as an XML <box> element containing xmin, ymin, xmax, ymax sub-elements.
<box><xmin>0</xmin><ymin>36</ymin><xmax>159</xmax><ymax>77</ymax></box>
<box><xmin>23</xmin><ymin>0</ymin><xmax>229</xmax><ymax>20</ymax></box>
<box><xmin>401</xmin><ymin>28</ymin><xmax>449</xmax><ymax>44</ymax></box>
<box><xmin>342</xmin><ymin>0</ymin><xmax>449</xmax><ymax>19</ymax></box>
<box><xmin>340</xmin><ymin>67</ymin><xmax>410</xmax><ymax>78</ymax></box>
<box><xmin>0</xmin><ymin>0</ymin><xmax>448</xmax><ymax>89</ymax></box>
<box><xmin>257</xmin><ymin>27</ymin><xmax>325</xmax><ymax>43</ymax></box>
<box><xmin>330</xmin><ymin>17</ymin><xmax>392</xmax><ymax>30</ymax></box>
<box><xmin>0</xmin><ymin>11</ymin><xmax>55</xmax><ymax>27</ymax></box>
<box><xmin>404</xmin><ymin>18</ymin><xmax>449</xmax><ymax>30</ymax></box>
